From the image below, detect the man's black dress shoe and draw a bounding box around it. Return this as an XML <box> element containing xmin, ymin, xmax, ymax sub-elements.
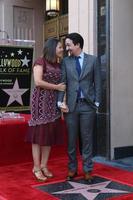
<box><xmin>84</xmin><ymin>172</ymin><xmax>94</xmax><ymax>183</ymax></box>
<box><xmin>66</xmin><ymin>171</ymin><xmax>77</xmax><ymax>181</ymax></box>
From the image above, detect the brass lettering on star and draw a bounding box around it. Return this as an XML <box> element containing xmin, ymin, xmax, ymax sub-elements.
<box><xmin>0</xmin><ymin>59</ymin><xmax>21</xmax><ymax>67</ymax></box>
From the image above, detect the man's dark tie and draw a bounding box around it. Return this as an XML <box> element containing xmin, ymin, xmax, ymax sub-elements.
<box><xmin>75</xmin><ymin>56</ymin><xmax>81</xmax><ymax>98</ymax></box>
<box><xmin>75</xmin><ymin>56</ymin><xmax>81</xmax><ymax>76</ymax></box>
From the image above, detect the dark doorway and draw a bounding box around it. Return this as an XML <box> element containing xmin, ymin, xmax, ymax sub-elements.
<box><xmin>93</xmin><ymin>0</ymin><xmax>110</xmax><ymax>159</ymax></box>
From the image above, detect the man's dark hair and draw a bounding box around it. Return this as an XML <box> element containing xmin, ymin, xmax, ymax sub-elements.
<box><xmin>66</xmin><ymin>32</ymin><xmax>84</xmax><ymax>49</ymax></box>
<box><xmin>43</xmin><ymin>38</ymin><xmax>60</xmax><ymax>63</ymax></box>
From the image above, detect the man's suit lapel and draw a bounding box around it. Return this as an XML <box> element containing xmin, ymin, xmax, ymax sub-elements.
<box><xmin>68</xmin><ymin>57</ymin><xmax>79</xmax><ymax>80</ymax></box>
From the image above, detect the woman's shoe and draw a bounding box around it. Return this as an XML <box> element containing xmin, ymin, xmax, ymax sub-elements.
<box><xmin>41</xmin><ymin>167</ymin><xmax>53</xmax><ymax>178</ymax></box>
<box><xmin>32</xmin><ymin>169</ymin><xmax>47</xmax><ymax>181</ymax></box>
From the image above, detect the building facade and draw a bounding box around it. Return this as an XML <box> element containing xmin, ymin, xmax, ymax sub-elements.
<box><xmin>0</xmin><ymin>0</ymin><xmax>133</xmax><ymax>159</ymax></box>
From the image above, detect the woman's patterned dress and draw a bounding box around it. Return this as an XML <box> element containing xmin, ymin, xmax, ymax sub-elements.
<box><xmin>26</xmin><ymin>57</ymin><xmax>64</xmax><ymax>146</ymax></box>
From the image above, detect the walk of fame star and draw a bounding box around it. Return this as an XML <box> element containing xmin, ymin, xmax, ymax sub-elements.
<box><xmin>36</xmin><ymin>176</ymin><xmax>133</xmax><ymax>200</ymax></box>
<box><xmin>2</xmin><ymin>79</ymin><xmax>29</xmax><ymax>106</ymax></box>
<box><xmin>53</xmin><ymin>181</ymin><xmax>129</xmax><ymax>200</ymax></box>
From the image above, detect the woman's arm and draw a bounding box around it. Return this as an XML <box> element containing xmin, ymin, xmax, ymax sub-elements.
<box><xmin>33</xmin><ymin>65</ymin><xmax>65</xmax><ymax>91</ymax></box>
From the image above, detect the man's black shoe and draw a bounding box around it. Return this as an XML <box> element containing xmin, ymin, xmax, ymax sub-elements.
<box><xmin>66</xmin><ymin>170</ymin><xmax>77</xmax><ymax>181</ymax></box>
<box><xmin>84</xmin><ymin>172</ymin><xmax>94</xmax><ymax>183</ymax></box>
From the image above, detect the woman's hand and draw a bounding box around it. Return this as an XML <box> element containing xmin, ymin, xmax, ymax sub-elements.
<box><xmin>56</xmin><ymin>83</ymin><xmax>66</xmax><ymax>91</ymax></box>
<box><xmin>60</xmin><ymin>102</ymin><xmax>69</xmax><ymax>113</ymax></box>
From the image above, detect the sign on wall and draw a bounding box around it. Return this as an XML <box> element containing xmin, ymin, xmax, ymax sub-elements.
<box><xmin>44</xmin><ymin>14</ymin><xmax>68</xmax><ymax>40</ymax></box>
<box><xmin>0</xmin><ymin>45</ymin><xmax>33</xmax><ymax>112</ymax></box>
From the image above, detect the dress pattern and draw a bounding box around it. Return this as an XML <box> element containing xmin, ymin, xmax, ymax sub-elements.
<box><xmin>26</xmin><ymin>57</ymin><xmax>63</xmax><ymax>146</ymax></box>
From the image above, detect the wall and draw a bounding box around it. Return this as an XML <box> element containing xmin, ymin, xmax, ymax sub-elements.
<box><xmin>69</xmin><ymin>0</ymin><xmax>97</xmax><ymax>55</ymax></box>
<box><xmin>0</xmin><ymin>1</ymin><xmax>4</xmax><ymax>32</ymax></box>
<box><xmin>110</xmin><ymin>0</ymin><xmax>133</xmax><ymax>158</ymax></box>
<box><xmin>0</xmin><ymin>0</ymin><xmax>44</xmax><ymax>59</ymax></box>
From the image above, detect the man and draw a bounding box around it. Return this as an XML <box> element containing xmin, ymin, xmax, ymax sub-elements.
<box><xmin>58</xmin><ymin>33</ymin><xmax>102</xmax><ymax>182</ymax></box>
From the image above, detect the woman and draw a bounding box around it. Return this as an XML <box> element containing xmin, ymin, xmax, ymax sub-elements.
<box><xmin>26</xmin><ymin>38</ymin><xmax>65</xmax><ymax>181</ymax></box>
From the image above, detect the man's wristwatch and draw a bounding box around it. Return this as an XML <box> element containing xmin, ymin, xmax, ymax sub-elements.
<box><xmin>95</xmin><ymin>102</ymin><xmax>100</xmax><ymax>107</ymax></box>
<box><xmin>57</xmin><ymin>101</ymin><xmax>63</xmax><ymax>108</ymax></box>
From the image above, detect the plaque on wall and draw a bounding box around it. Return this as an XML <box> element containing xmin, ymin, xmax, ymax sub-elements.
<box><xmin>44</xmin><ymin>15</ymin><xmax>68</xmax><ymax>39</ymax></box>
<box><xmin>44</xmin><ymin>18</ymin><xmax>58</xmax><ymax>39</ymax></box>
<box><xmin>59</xmin><ymin>15</ymin><xmax>68</xmax><ymax>36</ymax></box>
<box><xmin>0</xmin><ymin>42</ymin><xmax>34</xmax><ymax>112</ymax></box>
